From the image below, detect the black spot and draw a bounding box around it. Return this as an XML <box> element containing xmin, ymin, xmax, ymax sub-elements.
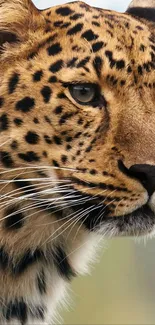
<box><xmin>61</xmin><ymin>130</ymin><xmax>67</xmax><ymax>136</ymax></box>
<box><xmin>79</xmin><ymin>141</ymin><xmax>84</xmax><ymax>147</ymax></box>
<box><xmin>76</xmin><ymin>150</ymin><xmax>81</xmax><ymax>156</ymax></box>
<box><xmin>67</xmin><ymin>57</ymin><xmax>78</xmax><ymax>67</ymax></box>
<box><xmin>41</xmin><ymin>86</ymin><xmax>52</xmax><ymax>103</ymax></box>
<box><xmin>0</xmin><ymin>97</ymin><xmax>4</xmax><ymax>108</ymax></box>
<box><xmin>78</xmin><ymin>118</ymin><xmax>83</xmax><ymax>125</ymax></box>
<box><xmin>74</xmin><ymin>131</ymin><xmax>82</xmax><ymax>138</ymax></box>
<box><xmin>16</xmin><ymin>97</ymin><xmax>35</xmax><ymax>112</ymax></box>
<box><xmin>47</xmin><ymin>42</ymin><xmax>62</xmax><ymax>56</ymax></box>
<box><xmin>0</xmin><ymin>151</ymin><xmax>14</xmax><ymax>168</ymax></box>
<box><xmin>0</xmin><ymin>113</ymin><xmax>9</xmax><ymax>131</ymax></box>
<box><xmin>120</xmin><ymin>80</ymin><xmax>126</xmax><ymax>86</ymax></box>
<box><xmin>105</xmin><ymin>50</ymin><xmax>125</xmax><ymax>70</ymax></box>
<box><xmin>138</xmin><ymin>65</ymin><xmax>143</xmax><ymax>75</ymax></box>
<box><xmin>90</xmin><ymin>169</ymin><xmax>97</xmax><ymax>175</ymax></box>
<box><xmin>66</xmin><ymin>144</ymin><xmax>72</xmax><ymax>150</ymax></box>
<box><xmin>53</xmin><ymin>135</ymin><xmax>62</xmax><ymax>145</ymax></box>
<box><xmin>93</xmin><ymin>56</ymin><xmax>103</xmax><ymax>77</ymax></box>
<box><xmin>3</xmin><ymin>299</ymin><xmax>27</xmax><ymax>324</ymax></box>
<box><xmin>28</xmin><ymin>51</ymin><xmax>37</xmax><ymax>60</ymax></box>
<box><xmin>10</xmin><ymin>140</ymin><xmax>18</xmax><ymax>150</ymax></box>
<box><xmin>54</xmin><ymin>105</ymin><xmax>63</xmax><ymax>114</ymax></box>
<box><xmin>72</xmin><ymin>45</ymin><xmax>82</xmax><ymax>52</ymax></box>
<box><xmin>67</xmin><ymin>23</ymin><xmax>83</xmax><ymax>35</ymax></box>
<box><xmin>49</xmin><ymin>76</ymin><xmax>57</xmax><ymax>83</ymax></box>
<box><xmin>57</xmin><ymin>92</ymin><xmax>66</xmax><ymax>99</ymax></box>
<box><xmin>53</xmin><ymin>246</ymin><xmax>75</xmax><ymax>280</ymax></box>
<box><xmin>82</xmin><ymin>29</ymin><xmax>98</xmax><ymax>41</ymax></box>
<box><xmin>61</xmin><ymin>155</ymin><xmax>67</xmax><ymax>163</ymax></box>
<box><xmin>38</xmin><ymin>34</ymin><xmax>57</xmax><ymax>49</ymax></box>
<box><xmin>33</xmin><ymin>117</ymin><xmax>39</xmax><ymax>124</ymax></box>
<box><xmin>8</xmin><ymin>73</ymin><xmax>19</xmax><ymax>94</ymax></box>
<box><xmin>70</xmin><ymin>13</ymin><xmax>84</xmax><ymax>20</ymax></box>
<box><xmin>77</xmin><ymin>56</ymin><xmax>90</xmax><ymax>68</ymax></box>
<box><xmin>33</xmin><ymin>70</ymin><xmax>43</xmax><ymax>82</ymax></box>
<box><xmin>14</xmin><ymin>118</ymin><xmax>23</xmax><ymax>126</ymax></box>
<box><xmin>66</xmin><ymin>136</ymin><xmax>72</xmax><ymax>142</ymax></box>
<box><xmin>116</xmin><ymin>60</ymin><xmax>125</xmax><ymax>70</ymax></box>
<box><xmin>37</xmin><ymin>268</ymin><xmax>46</xmax><ymax>294</ymax></box>
<box><xmin>56</xmin><ymin>6</ymin><xmax>73</xmax><ymax>16</ymax></box>
<box><xmin>14</xmin><ymin>179</ymin><xmax>34</xmax><ymax>196</ymax></box>
<box><xmin>18</xmin><ymin>151</ymin><xmax>40</xmax><ymax>162</ymax></box>
<box><xmin>140</xmin><ymin>44</ymin><xmax>146</xmax><ymax>52</ymax></box>
<box><xmin>92</xmin><ymin>41</ymin><xmax>104</xmax><ymax>52</ymax></box>
<box><xmin>54</xmin><ymin>20</ymin><xmax>63</xmax><ymax>27</ymax></box>
<box><xmin>127</xmin><ymin>66</ymin><xmax>132</xmax><ymax>74</ymax></box>
<box><xmin>59</xmin><ymin>112</ymin><xmax>74</xmax><ymax>125</ymax></box>
<box><xmin>84</xmin><ymin>121</ymin><xmax>90</xmax><ymax>128</ymax></box>
<box><xmin>52</xmin><ymin>160</ymin><xmax>60</xmax><ymax>167</ymax></box>
<box><xmin>4</xmin><ymin>207</ymin><xmax>24</xmax><ymax>230</ymax></box>
<box><xmin>49</xmin><ymin>60</ymin><xmax>63</xmax><ymax>73</ymax></box>
<box><xmin>44</xmin><ymin>115</ymin><xmax>52</xmax><ymax>124</ymax></box>
<box><xmin>12</xmin><ymin>249</ymin><xmax>43</xmax><ymax>275</ymax></box>
<box><xmin>25</xmin><ymin>131</ymin><xmax>40</xmax><ymax>144</ymax></box>
<box><xmin>92</xmin><ymin>21</ymin><xmax>100</xmax><ymax>27</ymax></box>
<box><xmin>61</xmin><ymin>22</ymin><xmax>71</xmax><ymax>28</ymax></box>
<box><xmin>85</xmin><ymin>145</ymin><xmax>92</xmax><ymax>153</ymax></box>
<box><xmin>43</xmin><ymin>150</ymin><xmax>47</xmax><ymax>157</ymax></box>
<box><xmin>44</xmin><ymin>135</ymin><xmax>52</xmax><ymax>144</ymax></box>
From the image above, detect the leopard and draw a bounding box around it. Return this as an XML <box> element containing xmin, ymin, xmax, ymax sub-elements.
<box><xmin>0</xmin><ymin>0</ymin><xmax>155</xmax><ymax>323</ymax></box>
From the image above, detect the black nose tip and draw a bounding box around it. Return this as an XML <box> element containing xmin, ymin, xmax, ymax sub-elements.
<box><xmin>129</xmin><ymin>164</ymin><xmax>155</xmax><ymax>196</ymax></box>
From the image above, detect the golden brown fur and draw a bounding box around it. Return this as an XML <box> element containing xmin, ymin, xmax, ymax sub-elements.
<box><xmin>0</xmin><ymin>0</ymin><xmax>155</xmax><ymax>324</ymax></box>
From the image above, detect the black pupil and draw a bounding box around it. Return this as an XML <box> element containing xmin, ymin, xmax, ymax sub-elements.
<box><xmin>79</xmin><ymin>87</ymin><xmax>89</xmax><ymax>96</ymax></box>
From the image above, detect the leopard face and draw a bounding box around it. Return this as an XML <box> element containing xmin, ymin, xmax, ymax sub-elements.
<box><xmin>0</xmin><ymin>0</ymin><xmax>155</xmax><ymax>241</ymax></box>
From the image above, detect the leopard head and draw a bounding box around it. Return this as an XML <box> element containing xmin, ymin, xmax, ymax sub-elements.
<box><xmin>0</xmin><ymin>0</ymin><xmax>155</xmax><ymax>239</ymax></box>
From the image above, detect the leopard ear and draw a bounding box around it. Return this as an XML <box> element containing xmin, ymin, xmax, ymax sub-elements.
<box><xmin>127</xmin><ymin>0</ymin><xmax>155</xmax><ymax>22</ymax></box>
<box><xmin>0</xmin><ymin>0</ymin><xmax>41</xmax><ymax>50</ymax></box>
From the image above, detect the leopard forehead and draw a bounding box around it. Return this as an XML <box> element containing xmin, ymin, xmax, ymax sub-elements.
<box><xmin>0</xmin><ymin>1</ymin><xmax>154</xmax><ymax>69</ymax></box>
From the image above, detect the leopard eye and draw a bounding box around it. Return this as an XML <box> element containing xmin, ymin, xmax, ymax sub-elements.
<box><xmin>68</xmin><ymin>83</ymin><xmax>99</xmax><ymax>105</ymax></box>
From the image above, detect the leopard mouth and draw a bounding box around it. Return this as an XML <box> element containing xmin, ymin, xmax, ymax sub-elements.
<box><xmin>37</xmin><ymin>184</ymin><xmax>155</xmax><ymax>237</ymax></box>
<box><xmin>64</xmin><ymin>189</ymin><xmax>155</xmax><ymax>237</ymax></box>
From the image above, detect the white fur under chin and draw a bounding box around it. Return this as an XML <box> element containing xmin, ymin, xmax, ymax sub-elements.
<box><xmin>70</xmin><ymin>232</ymin><xmax>103</xmax><ymax>275</ymax></box>
<box><xmin>45</xmin><ymin>232</ymin><xmax>103</xmax><ymax>324</ymax></box>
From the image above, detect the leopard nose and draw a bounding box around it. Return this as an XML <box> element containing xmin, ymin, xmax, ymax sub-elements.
<box><xmin>129</xmin><ymin>164</ymin><xmax>155</xmax><ymax>196</ymax></box>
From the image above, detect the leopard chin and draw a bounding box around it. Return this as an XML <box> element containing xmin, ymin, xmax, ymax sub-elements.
<box><xmin>101</xmin><ymin>204</ymin><xmax>155</xmax><ymax>237</ymax></box>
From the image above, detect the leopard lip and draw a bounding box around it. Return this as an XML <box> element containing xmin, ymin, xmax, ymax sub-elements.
<box><xmin>111</xmin><ymin>204</ymin><xmax>154</xmax><ymax>220</ymax></box>
<box><xmin>62</xmin><ymin>187</ymin><xmax>155</xmax><ymax>235</ymax></box>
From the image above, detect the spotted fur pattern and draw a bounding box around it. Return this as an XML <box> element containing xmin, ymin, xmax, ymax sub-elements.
<box><xmin>0</xmin><ymin>0</ymin><xmax>155</xmax><ymax>323</ymax></box>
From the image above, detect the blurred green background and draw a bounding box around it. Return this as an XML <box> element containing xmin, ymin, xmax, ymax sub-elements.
<box><xmin>63</xmin><ymin>238</ymin><xmax>155</xmax><ymax>324</ymax></box>
<box><xmin>32</xmin><ymin>1</ymin><xmax>155</xmax><ymax>324</ymax></box>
